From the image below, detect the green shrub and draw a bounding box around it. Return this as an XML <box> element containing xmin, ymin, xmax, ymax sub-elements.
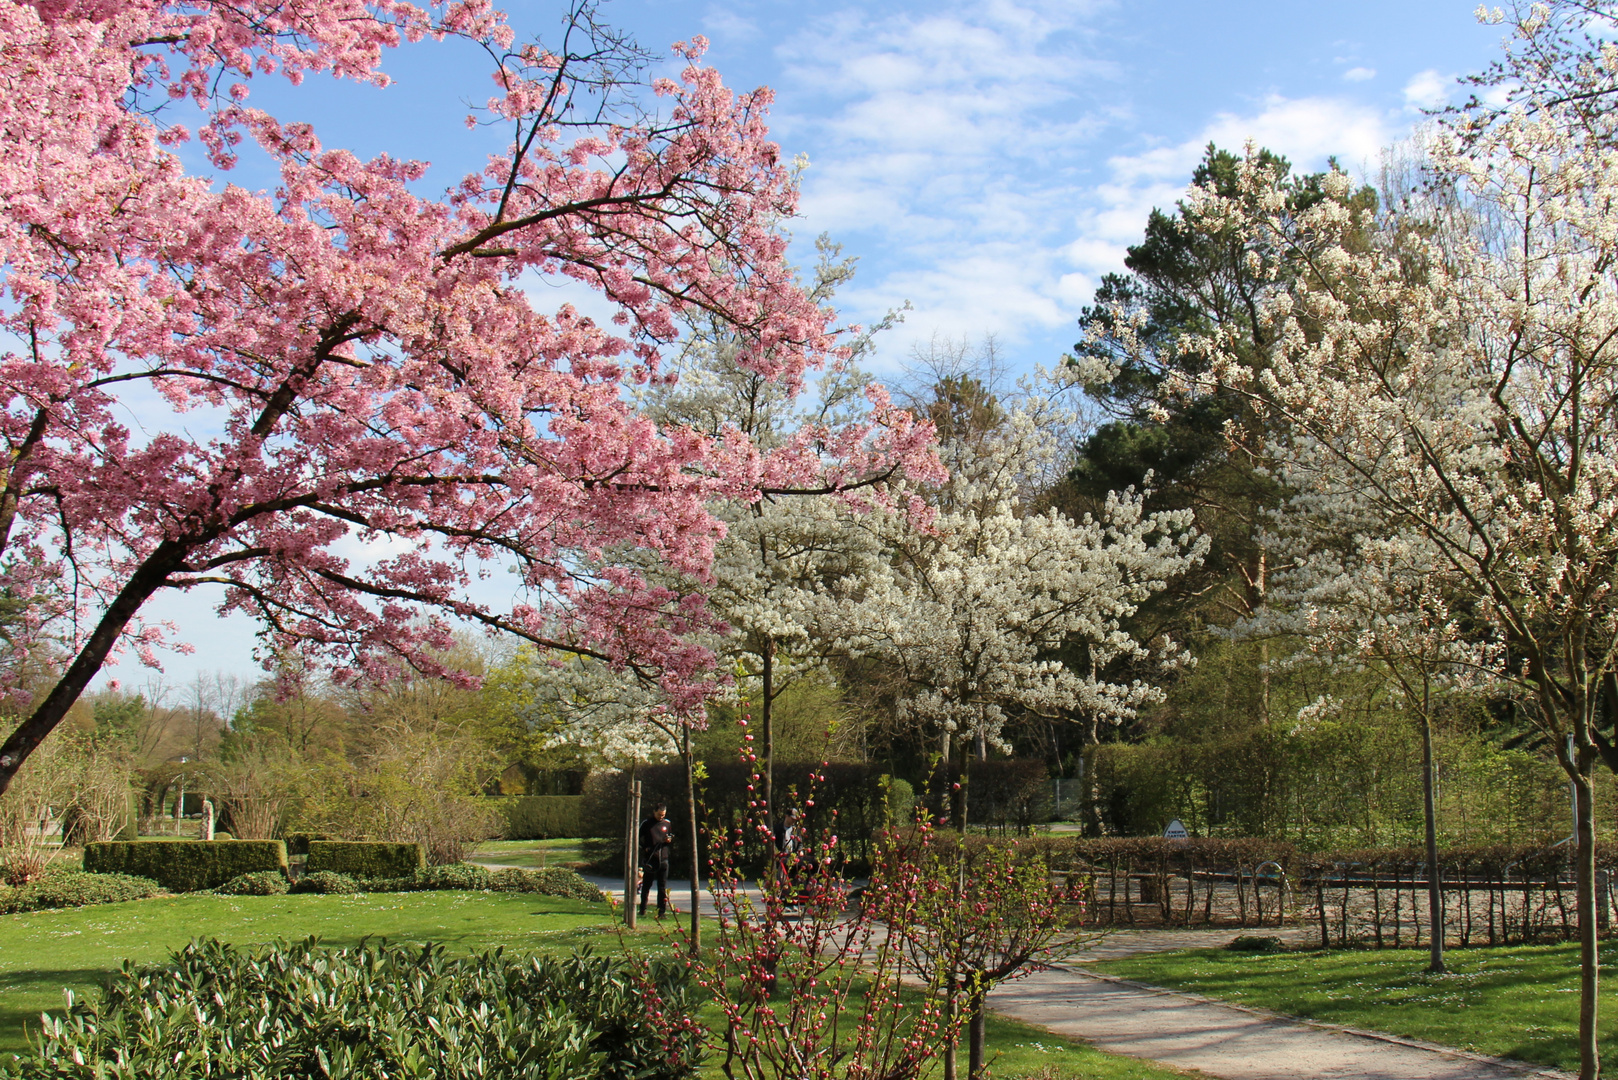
<box><xmin>281</xmin><ymin>832</ymin><xmax>337</xmax><ymax>857</ymax></box>
<box><xmin>289</xmin><ymin>870</ymin><xmax>360</xmax><ymax>895</ymax></box>
<box><xmin>0</xmin><ymin>870</ymin><xmax>162</xmax><ymax>914</ymax></box>
<box><xmin>486</xmin><ymin>795</ymin><xmax>585</xmax><ymax>839</ymax></box>
<box><xmin>83</xmin><ymin>840</ymin><xmax>287</xmax><ymax>892</ymax></box>
<box><xmin>305</xmin><ymin>840</ymin><xmax>425</xmax><ymax>878</ymax></box>
<box><xmin>0</xmin><ymin>938</ymin><xmax>701</xmax><ymax>1080</ymax></box>
<box><xmin>217</xmin><ymin>871</ymin><xmax>290</xmax><ymax>896</ymax></box>
<box><xmin>489</xmin><ymin>867</ymin><xmax>606</xmax><ymax>902</ymax></box>
<box><xmin>1226</xmin><ymin>935</ymin><xmax>1287</xmax><ymax>953</ymax></box>
<box><xmin>415</xmin><ymin>863</ymin><xmax>493</xmax><ymax>890</ymax></box>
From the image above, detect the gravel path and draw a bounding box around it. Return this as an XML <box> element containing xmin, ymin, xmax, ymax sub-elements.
<box><xmin>573</xmin><ymin>876</ymin><xmax>1570</xmax><ymax>1080</ymax></box>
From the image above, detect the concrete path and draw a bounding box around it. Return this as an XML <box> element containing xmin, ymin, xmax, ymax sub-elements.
<box><xmin>570</xmin><ymin>875</ymin><xmax>1569</xmax><ymax>1080</ymax></box>
<box><xmin>992</xmin><ymin>962</ymin><xmax>1569</xmax><ymax>1080</ymax></box>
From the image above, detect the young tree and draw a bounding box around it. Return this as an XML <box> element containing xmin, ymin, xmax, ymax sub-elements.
<box><xmin>0</xmin><ymin>1</ymin><xmax>934</xmax><ymax>791</ymax></box>
<box><xmin>639</xmin><ymin>237</ymin><xmax>937</xmax><ymax>846</ymax></box>
<box><xmin>830</xmin><ymin>394</ymin><xmax>1205</xmax><ymax>808</ymax></box>
<box><xmin>1156</xmin><ymin>5</ymin><xmax>1618</xmax><ymax>1070</ymax></box>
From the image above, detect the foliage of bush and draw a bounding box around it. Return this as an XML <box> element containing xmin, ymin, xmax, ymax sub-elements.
<box><xmin>281</xmin><ymin>832</ymin><xmax>336</xmax><ymax>857</ymax></box>
<box><xmin>83</xmin><ymin>840</ymin><xmax>288</xmax><ymax>892</ymax></box>
<box><xmin>0</xmin><ymin>870</ymin><xmax>162</xmax><ymax>914</ymax></box>
<box><xmin>1227</xmin><ymin>935</ymin><xmax>1286</xmax><ymax>953</ymax></box>
<box><xmin>0</xmin><ymin>938</ymin><xmax>701</xmax><ymax>1080</ymax></box>
<box><xmin>305</xmin><ymin>840</ymin><xmax>425</xmax><ymax>878</ymax></box>
<box><xmin>217</xmin><ymin>871</ymin><xmax>290</xmax><ymax>896</ymax></box>
<box><xmin>484</xmin><ymin>795</ymin><xmax>585</xmax><ymax>839</ymax></box>
<box><xmin>488</xmin><ymin>867</ymin><xmax>606</xmax><ymax>902</ymax></box>
<box><xmin>410</xmin><ymin>862</ymin><xmax>493</xmax><ymax>891</ymax></box>
<box><xmin>288</xmin><ymin>870</ymin><xmax>360</xmax><ymax>895</ymax></box>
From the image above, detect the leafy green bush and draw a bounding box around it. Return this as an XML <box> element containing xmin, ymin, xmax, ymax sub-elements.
<box><xmin>489</xmin><ymin>867</ymin><xmax>605</xmax><ymax>902</ymax></box>
<box><xmin>288</xmin><ymin>870</ymin><xmax>360</xmax><ymax>895</ymax></box>
<box><xmin>0</xmin><ymin>938</ymin><xmax>701</xmax><ymax>1080</ymax></box>
<box><xmin>1226</xmin><ymin>935</ymin><xmax>1287</xmax><ymax>953</ymax></box>
<box><xmin>411</xmin><ymin>863</ymin><xmax>493</xmax><ymax>891</ymax></box>
<box><xmin>281</xmin><ymin>832</ymin><xmax>336</xmax><ymax>857</ymax></box>
<box><xmin>306</xmin><ymin>840</ymin><xmax>425</xmax><ymax>878</ymax></box>
<box><xmin>485</xmin><ymin>795</ymin><xmax>585</xmax><ymax>839</ymax></box>
<box><xmin>0</xmin><ymin>870</ymin><xmax>162</xmax><ymax>914</ymax></box>
<box><xmin>217</xmin><ymin>871</ymin><xmax>290</xmax><ymax>896</ymax></box>
<box><xmin>83</xmin><ymin>840</ymin><xmax>287</xmax><ymax>892</ymax></box>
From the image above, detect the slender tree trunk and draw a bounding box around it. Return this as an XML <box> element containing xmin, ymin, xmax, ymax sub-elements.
<box><xmin>941</xmin><ymin>986</ymin><xmax>957</xmax><ymax>1080</ymax></box>
<box><xmin>1419</xmin><ymin>676</ymin><xmax>1446</xmax><ymax>974</ymax></box>
<box><xmin>1573</xmin><ymin>737</ymin><xmax>1599</xmax><ymax>1080</ymax></box>
<box><xmin>967</xmin><ymin>990</ymin><xmax>988</xmax><ymax>1080</ymax></box>
<box><xmin>682</xmin><ymin>725</ymin><xmax>701</xmax><ymax>957</ymax></box>
<box><xmin>761</xmin><ymin>636</ymin><xmax>775</xmax><ymax>870</ymax></box>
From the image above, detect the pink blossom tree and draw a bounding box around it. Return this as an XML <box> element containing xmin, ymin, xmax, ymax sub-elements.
<box><xmin>0</xmin><ymin>0</ymin><xmax>936</xmax><ymax>792</ymax></box>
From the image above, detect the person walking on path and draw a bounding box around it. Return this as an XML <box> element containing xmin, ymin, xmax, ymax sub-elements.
<box><xmin>639</xmin><ymin>802</ymin><xmax>677</xmax><ymax>919</ymax></box>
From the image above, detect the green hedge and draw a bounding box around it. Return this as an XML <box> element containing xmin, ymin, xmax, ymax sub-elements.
<box><xmin>83</xmin><ymin>840</ymin><xmax>287</xmax><ymax>893</ymax></box>
<box><xmin>282</xmin><ymin>832</ymin><xmax>336</xmax><ymax>857</ymax></box>
<box><xmin>484</xmin><ymin>795</ymin><xmax>584</xmax><ymax>839</ymax></box>
<box><xmin>305</xmin><ymin>841</ymin><xmax>425</xmax><ymax>878</ymax></box>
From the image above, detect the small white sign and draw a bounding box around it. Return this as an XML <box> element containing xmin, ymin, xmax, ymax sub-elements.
<box><xmin>1163</xmin><ymin>818</ymin><xmax>1189</xmax><ymax>839</ymax></box>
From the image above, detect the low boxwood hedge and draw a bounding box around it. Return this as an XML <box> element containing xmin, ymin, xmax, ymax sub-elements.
<box><xmin>0</xmin><ymin>870</ymin><xmax>163</xmax><ymax>914</ymax></box>
<box><xmin>289</xmin><ymin>870</ymin><xmax>361</xmax><ymax>895</ymax></box>
<box><xmin>0</xmin><ymin>938</ymin><xmax>702</xmax><ymax>1080</ymax></box>
<box><xmin>84</xmin><ymin>840</ymin><xmax>288</xmax><ymax>893</ymax></box>
<box><xmin>305</xmin><ymin>840</ymin><xmax>425</xmax><ymax>878</ymax></box>
<box><xmin>217</xmin><ymin>871</ymin><xmax>290</xmax><ymax>896</ymax></box>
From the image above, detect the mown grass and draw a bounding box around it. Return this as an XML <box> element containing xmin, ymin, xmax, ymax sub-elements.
<box><xmin>0</xmin><ymin>890</ymin><xmax>632</xmax><ymax>1055</ymax></box>
<box><xmin>1092</xmin><ymin>941</ymin><xmax>1613</xmax><ymax>1074</ymax></box>
<box><xmin>469</xmin><ymin>837</ymin><xmax>587</xmax><ymax>869</ymax></box>
<box><xmin>0</xmin><ymin>889</ymin><xmax>1198</xmax><ymax>1078</ymax></box>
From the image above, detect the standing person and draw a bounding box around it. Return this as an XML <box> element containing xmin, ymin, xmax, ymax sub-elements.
<box><xmin>639</xmin><ymin>802</ymin><xmax>676</xmax><ymax>919</ymax></box>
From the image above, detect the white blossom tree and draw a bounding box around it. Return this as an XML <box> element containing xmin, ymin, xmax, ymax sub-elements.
<box><xmin>830</xmin><ymin>393</ymin><xmax>1206</xmax><ymax>820</ymax></box>
<box><xmin>1149</xmin><ymin>4</ymin><xmax>1618</xmax><ymax>1070</ymax></box>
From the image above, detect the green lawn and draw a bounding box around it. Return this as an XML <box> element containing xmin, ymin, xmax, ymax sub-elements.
<box><xmin>1093</xmin><ymin>942</ymin><xmax>1611</xmax><ymax>1074</ymax></box>
<box><xmin>0</xmin><ymin>890</ymin><xmax>631</xmax><ymax>1055</ymax></box>
<box><xmin>0</xmin><ymin>889</ymin><xmax>1199</xmax><ymax>1078</ymax></box>
<box><xmin>469</xmin><ymin>838</ymin><xmax>587</xmax><ymax>869</ymax></box>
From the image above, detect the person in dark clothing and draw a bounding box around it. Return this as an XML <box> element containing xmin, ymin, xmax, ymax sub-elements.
<box><xmin>638</xmin><ymin>802</ymin><xmax>676</xmax><ymax>918</ymax></box>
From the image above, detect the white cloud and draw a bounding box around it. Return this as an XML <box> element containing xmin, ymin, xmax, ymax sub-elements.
<box><xmin>1404</xmin><ymin>68</ymin><xmax>1453</xmax><ymax>110</ymax></box>
<box><xmin>1343</xmin><ymin>66</ymin><xmax>1376</xmax><ymax>82</ymax></box>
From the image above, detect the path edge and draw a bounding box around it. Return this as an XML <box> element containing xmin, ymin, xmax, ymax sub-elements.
<box><xmin>1050</xmin><ymin>963</ymin><xmax>1575</xmax><ymax>1080</ymax></box>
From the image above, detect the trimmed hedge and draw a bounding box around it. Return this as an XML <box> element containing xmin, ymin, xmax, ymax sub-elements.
<box><xmin>0</xmin><ymin>938</ymin><xmax>702</xmax><ymax>1080</ymax></box>
<box><xmin>485</xmin><ymin>795</ymin><xmax>585</xmax><ymax>840</ymax></box>
<box><xmin>305</xmin><ymin>840</ymin><xmax>425</xmax><ymax>878</ymax></box>
<box><xmin>282</xmin><ymin>832</ymin><xmax>336</xmax><ymax>857</ymax></box>
<box><xmin>290</xmin><ymin>871</ymin><xmax>361</xmax><ymax>895</ymax></box>
<box><xmin>217</xmin><ymin>871</ymin><xmax>290</xmax><ymax>896</ymax></box>
<box><xmin>0</xmin><ymin>870</ymin><xmax>163</xmax><ymax>914</ymax></box>
<box><xmin>84</xmin><ymin>840</ymin><xmax>288</xmax><ymax>893</ymax></box>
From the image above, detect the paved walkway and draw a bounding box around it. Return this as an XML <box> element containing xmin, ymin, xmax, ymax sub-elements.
<box><xmin>566</xmin><ymin>875</ymin><xmax>1569</xmax><ymax>1080</ymax></box>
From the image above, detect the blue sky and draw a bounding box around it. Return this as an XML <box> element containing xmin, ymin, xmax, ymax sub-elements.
<box><xmin>101</xmin><ymin>0</ymin><xmax>1509</xmax><ymax>694</ymax></box>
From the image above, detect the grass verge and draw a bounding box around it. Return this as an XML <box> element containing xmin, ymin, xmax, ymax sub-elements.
<box><xmin>1092</xmin><ymin>941</ymin><xmax>1611</xmax><ymax>1074</ymax></box>
<box><xmin>0</xmin><ymin>890</ymin><xmax>630</xmax><ymax>1055</ymax></box>
<box><xmin>470</xmin><ymin>837</ymin><xmax>586</xmax><ymax>869</ymax></box>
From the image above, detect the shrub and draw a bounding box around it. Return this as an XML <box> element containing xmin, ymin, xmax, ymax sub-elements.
<box><xmin>1227</xmin><ymin>935</ymin><xmax>1287</xmax><ymax>953</ymax></box>
<box><xmin>305</xmin><ymin>840</ymin><xmax>425</xmax><ymax>878</ymax></box>
<box><xmin>489</xmin><ymin>867</ymin><xmax>606</xmax><ymax>902</ymax></box>
<box><xmin>412</xmin><ymin>863</ymin><xmax>493</xmax><ymax>891</ymax></box>
<box><xmin>487</xmin><ymin>795</ymin><xmax>585</xmax><ymax>839</ymax></box>
<box><xmin>0</xmin><ymin>870</ymin><xmax>162</xmax><ymax>914</ymax></box>
<box><xmin>289</xmin><ymin>870</ymin><xmax>360</xmax><ymax>895</ymax></box>
<box><xmin>83</xmin><ymin>840</ymin><xmax>287</xmax><ymax>892</ymax></box>
<box><xmin>281</xmin><ymin>832</ymin><xmax>335</xmax><ymax>857</ymax></box>
<box><xmin>0</xmin><ymin>938</ymin><xmax>701</xmax><ymax>1080</ymax></box>
<box><xmin>217</xmin><ymin>871</ymin><xmax>290</xmax><ymax>896</ymax></box>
